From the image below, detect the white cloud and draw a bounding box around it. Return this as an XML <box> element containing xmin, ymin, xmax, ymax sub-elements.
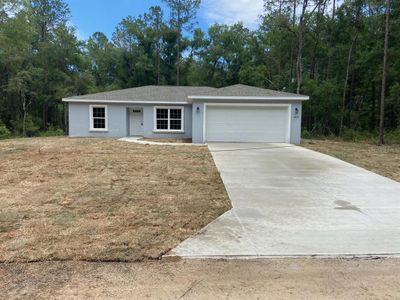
<box><xmin>201</xmin><ymin>0</ymin><xmax>264</xmax><ymax>29</ymax></box>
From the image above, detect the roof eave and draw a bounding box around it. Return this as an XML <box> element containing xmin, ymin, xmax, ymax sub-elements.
<box><xmin>62</xmin><ymin>98</ymin><xmax>189</xmax><ymax>104</ymax></box>
<box><xmin>187</xmin><ymin>95</ymin><xmax>309</xmax><ymax>101</ymax></box>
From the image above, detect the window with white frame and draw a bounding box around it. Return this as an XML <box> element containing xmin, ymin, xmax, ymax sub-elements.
<box><xmin>154</xmin><ymin>107</ymin><xmax>184</xmax><ymax>132</ymax></box>
<box><xmin>90</xmin><ymin>105</ymin><xmax>107</xmax><ymax>131</ymax></box>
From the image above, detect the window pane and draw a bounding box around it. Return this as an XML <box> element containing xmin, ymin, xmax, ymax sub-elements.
<box><xmin>93</xmin><ymin>118</ymin><xmax>105</xmax><ymax>129</ymax></box>
<box><xmin>157</xmin><ymin>119</ymin><xmax>168</xmax><ymax>130</ymax></box>
<box><xmin>170</xmin><ymin>119</ymin><xmax>182</xmax><ymax>130</ymax></box>
<box><xmin>170</xmin><ymin>109</ymin><xmax>182</xmax><ymax>119</ymax></box>
<box><xmin>93</xmin><ymin>107</ymin><xmax>105</xmax><ymax>118</ymax></box>
<box><xmin>156</xmin><ymin>109</ymin><xmax>168</xmax><ymax>119</ymax></box>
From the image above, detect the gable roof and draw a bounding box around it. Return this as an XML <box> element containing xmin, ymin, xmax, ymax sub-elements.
<box><xmin>63</xmin><ymin>84</ymin><xmax>308</xmax><ymax>103</ymax></box>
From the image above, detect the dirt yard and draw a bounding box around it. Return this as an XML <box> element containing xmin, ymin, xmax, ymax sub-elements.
<box><xmin>302</xmin><ymin>139</ymin><xmax>400</xmax><ymax>182</ymax></box>
<box><xmin>0</xmin><ymin>137</ymin><xmax>230</xmax><ymax>262</ymax></box>
<box><xmin>2</xmin><ymin>258</ymin><xmax>400</xmax><ymax>299</ymax></box>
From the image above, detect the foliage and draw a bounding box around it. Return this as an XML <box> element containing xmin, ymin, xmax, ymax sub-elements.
<box><xmin>10</xmin><ymin>115</ymin><xmax>41</xmax><ymax>137</ymax></box>
<box><xmin>0</xmin><ymin>0</ymin><xmax>399</xmax><ymax>142</ymax></box>
<box><xmin>39</xmin><ymin>125</ymin><xmax>64</xmax><ymax>136</ymax></box>
<box><xmin>0</xmin><ymin>121</ymin><xmax>11</xmax><ymax>139</ymax></box>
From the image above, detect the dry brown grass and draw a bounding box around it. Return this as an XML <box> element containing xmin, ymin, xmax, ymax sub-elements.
<box><xmin>2</xmin><ymin>259</ymin><xmax>400</xmax><ymax>299</ymax></box>
<box><xmin>301</xmin><ymin>139</ymin><xmax>400</xmax><ymax>182</ymax></box>
<box><xmin>0</xmin><ymin>137</ymin><xmax>231</xmax><ymax>262</ymax></box>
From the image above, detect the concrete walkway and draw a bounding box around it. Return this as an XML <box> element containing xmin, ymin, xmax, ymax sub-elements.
<box><xmin>119</xmin><ymin>137</ymin><xmax>201</xmax><ymax>146</ymax></box>
<box><xmin>169</xmin><ymin>143</ymin><xmax>400</xmax><ymax>258</ymax></box>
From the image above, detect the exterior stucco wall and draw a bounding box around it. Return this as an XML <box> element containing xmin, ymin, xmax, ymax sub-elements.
<box><xmin>68</xmin><ymin>102</ymin><xmax>128</xmax><ymax>137</ymax></box>
<box><xmin>191</xmin><ymin>99</ymin><xmax>303</xmax><ymax>144</ymax></box>
<box><xmin>289</xmin><ymin>102</ymin><xmax>302</xmax><ymax>144</ymax></box>
<box><xmin>68</xmin><ymin>100</ymin><xmax>303</xmax><ymax>144</ymax></box>
<box><xmin>141</xmin><ymin>105</ymin><xmax>192</xmax><ymax>139</ymax></box>
<box><xmin>192</xmin><ymin>102</ymin><xmax>205</xmax><ymax>144</ymax></box>
<box><xmin>68</xmin><ymin>102</ymin><xmax>192</xmax><ymax>139</ymax></box>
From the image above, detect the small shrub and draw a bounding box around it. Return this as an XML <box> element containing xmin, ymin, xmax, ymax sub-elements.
<box><xmin>0</xmin><ymin>122</ymin><xmax>11</xmax><ymax>139</ymax></box>
<box><xmin>341</xmin><ymin>128</ymin><xmax>376</xmax><ymax>143</ymax></box>
<box><xmin>11</xmin><ymin>116</ymin><xmax>41</xmax><ymax>137</ymax></box>
<box><xmin>40</xmin><ymin>125</ymin><xmax>65</xmax><ymax>137</ymax></box>
<box><xmin>385</xmin><ymin>129</ymin><xmax>400</xmax><ymax>144</ymax></box>
<box><xmin>301</xmin><ymin>129</ymin><xmax>311</xmax><ymax>139</ymax></box>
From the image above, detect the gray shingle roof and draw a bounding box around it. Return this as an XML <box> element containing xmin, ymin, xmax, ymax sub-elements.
<box><xmin>66</xmin><ymin>85</ymin><xmax>217</xmax><ymax>102</ymax></box>
<box><xmin>64</xmin><ymin>84</ymin><xmax>308</xmax><ymax>102</ymax></box>
<box><xmin>191</xmin><ymin>84</ymin><xmax>307</xmax><ymax>98</ymax></box>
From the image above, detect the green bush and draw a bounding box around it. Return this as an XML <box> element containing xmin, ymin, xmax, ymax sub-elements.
<box><xmin>304</xmin><ymin>128</ymin><xmax>400</xmax><ymax>145</ymax></box>
<box><xmin>385</xmin><ymin>129</ymin><xmax>400</xmax><ymax>144</ymax></box>
<box><xmin>0</xmin><ymin>122</ymin><xmax>11</xmax><ymax>139</ymax></box>
<box><xmin>341</xmin><ymin>128</ymin><xmax>376</xmax><ymax>142</ymax></box>
<box><xmin>40</xmin><ymin>125</ymin><xmax>65</xmax><ymax>137</ymax></box>
<box><xmin>11</xmin><ymin>115</ymin><xmax>41</xmax><ymax>137</ymax></box>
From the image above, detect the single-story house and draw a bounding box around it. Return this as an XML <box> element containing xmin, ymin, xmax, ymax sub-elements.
<box><xmin>62</xmin><ymin>84</ymin><xmax>309</xmax><ymax>144</ymax></box>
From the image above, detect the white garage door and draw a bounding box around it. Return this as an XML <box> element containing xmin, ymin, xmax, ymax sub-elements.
<box><xmin>205</xmin><ymin>105</ymin><xmax>290</xmax><ymax>142</ymax></box>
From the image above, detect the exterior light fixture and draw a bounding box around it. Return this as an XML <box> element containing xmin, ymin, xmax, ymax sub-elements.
<box><xmin>196</xmin><ymin>106</ymin><xmax>200</xmax><ymax>113</ymax></box>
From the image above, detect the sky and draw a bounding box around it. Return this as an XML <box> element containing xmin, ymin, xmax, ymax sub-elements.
<box><xmin>65</xmin><ymin>0</ymin><xmax>264</xmax><ymax>40</ymax></box>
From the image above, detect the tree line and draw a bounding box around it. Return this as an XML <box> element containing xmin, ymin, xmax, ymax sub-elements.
<box><xmin>0</xmin><ymin>0</ymin><xmax>399</xmax><ymax>143</ymax></box>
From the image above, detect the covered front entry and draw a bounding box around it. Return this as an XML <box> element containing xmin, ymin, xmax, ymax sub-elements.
<box><xmin>129</xmin><ymin>107</ymin><xmax>144</xmax><ymax>136</ymax></box>
<box><xmin>204</xmin><ymin>104</ymin><xmax>290</xmax><ymax>143</ymax></box>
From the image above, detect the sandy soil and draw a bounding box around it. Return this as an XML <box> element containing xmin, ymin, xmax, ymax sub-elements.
<box><xmin>0</xmin><ymin>137</ymin><xmax>230</xmax><ymax>262</ymax></box>
<box><xmin>1</xmin><ymin>258</ymin><xmax>400</xmax><ymax>299</ymax></box>
<box><xmin>301</xmin><ymin>139</ymin><xmax>400</xmax><ymax>182</ymax></box>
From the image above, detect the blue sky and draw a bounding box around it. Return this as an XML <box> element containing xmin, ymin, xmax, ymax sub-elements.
<box><xmin>65</xmin><ymin>0</ymin><xmax>264</xmax><ymax>40</ymax></box>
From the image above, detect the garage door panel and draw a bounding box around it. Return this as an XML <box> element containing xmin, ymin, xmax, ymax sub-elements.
<box><xmin>205</xmin><ymin>106</ymin><xmax>289</xmax><ymax>142</ymax></box>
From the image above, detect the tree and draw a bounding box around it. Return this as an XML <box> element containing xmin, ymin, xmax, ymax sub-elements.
<box><xmin>7</xmin><ymin>70</ymin><xmax>35</xmax><ymax>136</ymax></box>
<box><xmin>162</xmin><ymin>0</ymin><xmax>200</xmax><ymax>85</ymax></box>
<box><xmin>145</xmin><ymin>6</ymin><xmax>164</xmax><ymax>85</ymax></box>
<box><xmin>379</xmin><ymin>0</ymin><xmax>390</xmax><ymax>145</ymax></box>
<box><xmin>29</xmin><ymin>0</ymin><xmax>70</xmax><ymax>43</ymax></box>
<box><xmin>1</xmin><ymin>0</ymin><xmax>400</xmax><ymax>141</ymax></box>
<box><xmin>87</xmin><ymin>32</ymin><xmax>118</xmax><ymax>88</ymax></box>
<box><xmin>295</xmin><ymin>0</ymin><xmax>325</xmax><ymax>94</ymax></box>
<box><xmin>338</xmin><ymin>1</ymin><xmax>363</xmax><ymax>136</ymax></box>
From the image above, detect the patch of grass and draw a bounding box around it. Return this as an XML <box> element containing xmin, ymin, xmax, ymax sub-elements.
<box><xmin>0</xmin><ymin>137</ymin><xmax>231</xmax><ymax>262</ymax></box>
<box><xmin>301</xmin><ymin>139</ymin><xmax>400</xmax><ymax>182</ymax></box>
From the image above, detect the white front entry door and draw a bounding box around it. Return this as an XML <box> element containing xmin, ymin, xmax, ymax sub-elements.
<box><xmin>129</xmin><ymin>108</ymin><xmax>143</xmax><ymax>136</ymax></box>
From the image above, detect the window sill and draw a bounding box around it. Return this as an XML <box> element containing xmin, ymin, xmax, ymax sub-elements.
<box><xmin>153</xmin><ymin>130</ymin><xmax>185</xmax><ymax>134</ymax></box>
<box><xmin>90</xmin><ymin>129</ymin><xmax>108</xmax><ymax>132</ymax></box>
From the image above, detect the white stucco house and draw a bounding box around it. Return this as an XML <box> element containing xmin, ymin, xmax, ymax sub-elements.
<box><xmin>62</xmin><ymin>84</ymin><xmax>309</xmax><ymax>144</ymax></box>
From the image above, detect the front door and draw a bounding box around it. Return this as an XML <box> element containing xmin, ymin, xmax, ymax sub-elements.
<box><xmin>129</xmin><ymin>108</ymin><xmax>143</xmax><ymax>136</ymax></box>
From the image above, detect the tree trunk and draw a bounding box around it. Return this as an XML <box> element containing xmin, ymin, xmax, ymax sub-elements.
<box><xmin>332</xmin><ymin>0</ymin><xmax>336</xmax><ymax>19</ymax></box>
<box><xmin>176</xmin><ymin>31</ymin><xmax>180</xmax><ymax>85</ymax></box>
<box><xmin>339</xmin><ymin>32</ymin><xmax>358</xmax><ymax>136</ymax></box>
<box><xmin>371</xmin><ymin>81</ymin><xmax>376</xmax><ymax>130</ymax></box>
<box><xmin>20</xmin><ymin>91</ymin><xmax>30</xmax><ymax>137</ymax></box>
<box><xmin>296</xmin><ymin>30</ymin><xmax>303</xmax><ymax>94</ymax></box>
<box><xmin>289</xmin><ymin>0</ymin><xmax>296</xmax><ymax>86</ymax></box>
<box><xmin>157</xmin><ymin>44</ymin><xmax>161</xmax><ymax>85</ymax></box>
<box><xmin>292</xmin><ymin>0</ymin><xmax>296</xmax><ymax>26</ymax></box>
<box><xmin>176</xmin><ymin>3</ymin><xmax>181</xmax><ymax>86</ymax></box>
<box><xmin>296</xmin><ymin>0</ymin><xmax>308</xmax><ymax>94</ymax></box>
<box><xmin>379</xmin><ymin>0</ymin><xmax>390</xmax><ymax>145</ymax></box>
<box><xmin>42</xmin><ymin>103</ymin><xmax>48</xmax><ymax>130</ymax></box>
<box><xmin>22</xmin><ymin>95</ymin><xmax>27</xmax><ymax>137</ymax></box>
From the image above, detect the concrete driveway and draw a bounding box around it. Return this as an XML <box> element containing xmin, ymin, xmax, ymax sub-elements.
<box><xmin>170</xmin><ymin>143</ymin><xmax>400</xmax><ymax>258</ymax></box>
